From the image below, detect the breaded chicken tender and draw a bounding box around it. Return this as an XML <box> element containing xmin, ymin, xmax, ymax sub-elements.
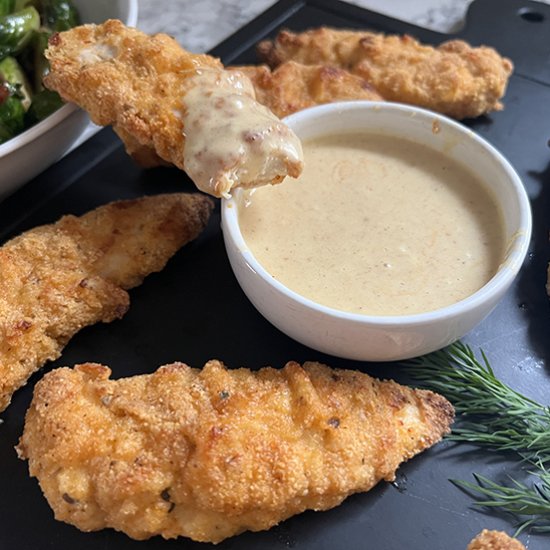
<box><xmin>18</xmin><ymin>360</ymin><xmax>454</xmax><ymax>543</ymax></box>
<box><xmin>0</xmin><ymin>193</ymin><xmax>213</xmax><ymax>411</ymax></box>
<box><xmin>44</xmin><ymin>20</ymin><xmax>303</xmax><ymax>198</ymax></box>
<box><xmin>257</xmin><ymin>28</ymin><xmax>513</xmax><ymax>119</ymax></box>
<box><xmin>232</xmin><ymin>61</ymin><xmax>382</xmax><ymax>118</ymax></box>
<box><xmin>467</xmin><ymin>530</ymin><xmax>526</xmax><ymax>550</ymax></box>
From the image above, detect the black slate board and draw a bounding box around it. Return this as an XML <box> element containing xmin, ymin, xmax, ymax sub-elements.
<box><xmin>1</xmin><ymin>0</ymin><xmax>549</xmax><ymax>548</ymax></box>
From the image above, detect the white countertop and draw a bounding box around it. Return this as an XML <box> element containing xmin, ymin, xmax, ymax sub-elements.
<box><xmin>137</xmin><ymin>0</ymin><xmax>550</xmax><ymax>52</ymax></box>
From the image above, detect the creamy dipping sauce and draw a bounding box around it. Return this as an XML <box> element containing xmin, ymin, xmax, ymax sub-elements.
<box><xmin>238</xmin><ymin>133</ymin><xmax>506</xmax><ymax>316</ymax></box>
<box><xmin>182</xmin><ymin>70</ymin><xmax>303</xmax><ymax>198</ymax></box>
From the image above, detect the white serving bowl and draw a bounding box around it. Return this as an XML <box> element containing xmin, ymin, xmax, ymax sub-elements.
<box><xmin>222</xmin><ymin>101</ymin><xmax>532</xmax><ymax>362</ymax></box>
<box><xmin>0</xmin><ymin>0</ymin><xmax>138</xmax><ymax>201</ymax></box>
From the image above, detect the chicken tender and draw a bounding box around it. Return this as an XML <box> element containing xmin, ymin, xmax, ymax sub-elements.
<box><xmin>0</xmin><ymin>193</ymin><xmax>213</xmax><ymax>411</ymax></box>
<box><xmin>44</xmin><ymin>20</ymin><xmax>303</xmax><ymax>198</ymax></box>
<box><xmin>17</xmin><ymin>359</ymin><xmax>454</xmax><ymax>543</ymax></box>
<box><xmin>257</xmin><ymin>27</ymin><xmax>513</xmax><ymax>119</ymax></box>
<box><xmin>467</xmin><ymin>530</ymin><xmax>526</xmax><ymax>550</ymax></box>
<box><xmin>232</xmin><ymin>61</ymin><xmax>382</xmax><ymax>118</ymax></box>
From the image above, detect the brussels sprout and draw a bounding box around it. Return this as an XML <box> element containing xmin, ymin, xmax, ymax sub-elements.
<box><xmin>25</xmin><ymin>87</ymin><xmax>62</xmax><ymax>123</ymax></box>
<box><xmin>42</xmin><ymin>0</ymin><xmax>79</xmax><ymax>32</ymax></box>
<box><xmin>0</xmin><ymin>120</ymin><xmax>12</xmax><ymax>142</ymax></box>
<box><xmin>29</xmin><ymin>29</ymin><xmax>48</xmax><ymax>89</ymax></box>
<box><xmin>0</xmin><ymin>55</ymin><xmax>31</xmax><ymax>109</ymax></box>
<box><xmin>0</xmin><ymin>93</ymin><xmax>25</xmax><ymax>142</ymax></box>
<box><xmin>0</xmin><ymin>0</ymin><xmax>80</xmax><ymax>143</ymax></box>
<box><xmin>0</xmin><ymin>6</ymin><xmax>40</xmax><ymax>60</ymax></box>
<box><xmin>0</xmin><ymin>0</ymin><xmax>16</xmax><ymax>18</ymax></box>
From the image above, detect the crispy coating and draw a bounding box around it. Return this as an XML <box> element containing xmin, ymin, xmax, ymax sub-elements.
<box><xmin>232</xmin><ymin>61</ymin><xmax>382</xmax><ymax>118</ymax></box>
<box><xmin>18</xmin><ymin>360</ymin><xmax>454</xmax><ymax>543</ymax></box>
<box><xmin>467</xmin><ymin>530</ymin><xmax>526</xmax><ymax>550</ymax></box>
<box><xmin>257</xmin><ymin>28</ymin><xmax>513</xmax><ymax>119</ymax></box>
<box><xmin>45</xmin><ymin>20</ymin><xmax>220</xmax><ymax>169</ymax></box>
<box><xmin>44</xmin><ymin>20</ymin><xmax>304</xmax><ymax>197</ymax></box>
<box><xmin>0</xmin><ymin>193</ymin><xmax>213</xmax><ymax>411</ymax></box>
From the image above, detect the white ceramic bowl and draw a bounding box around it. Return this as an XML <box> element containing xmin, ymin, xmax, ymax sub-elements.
<box><xmin>0</xmin><ymin>0</ymin><xmax>138</xmax><ymax>201</ymax></box>
<box><xmin>222</xmin><ymin>101</ymin><xmax>532</xmax><ymax>362</ymax></box>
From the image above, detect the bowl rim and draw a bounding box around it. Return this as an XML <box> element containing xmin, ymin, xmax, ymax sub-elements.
<box><xmin>0</xmin><ymin>103</ymin><xmax>80</xmax><ymax>159</ymax></box>
<box><xmin>0</xmin><ymin>0</ymin><xmax>139</xmax><ymax>160</ymax></box>
<box><xmin>222</xmin><ymin>100</ymin><xmax>533</xmax><ymax>327</ymax></box>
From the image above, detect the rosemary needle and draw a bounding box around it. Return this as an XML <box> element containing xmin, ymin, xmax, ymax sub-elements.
<box><xmin>404</xmin><ymin>342</ymin><xmax>550</xmax><ymax>533</ymax></box>
<box><xmin>405</xmin><ymin>341</ymin><xmax>550</xmax><ymax>464</ymax></box>
<box><xmin>455</xmin><ymin>471</ymin><xmax>550</xmax><ymax>534</ymax></box>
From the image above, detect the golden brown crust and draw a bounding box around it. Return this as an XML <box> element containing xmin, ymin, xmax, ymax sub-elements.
<box><xmin>0</xmin><ymin>193</ymin><xmax>213</xmax><ymax>411</ymax></box>
<box><xmin>467</xmin><ymin>530</ymin><xmax>526</xmax><ymax>550</ymax></box>
<box><xmin>232</xmin><ymin>61</ymin><xmax>382</xmax><ymax>118</ymax></box>
<box><xmin>257</xmin><ymin>27</ymin><xmax>513</xmax><ymax>119</ymax></box>
<box><xmin>45</xmin><ymin>20</ymin><xmax>221</xmax><ymax>172</ymax></box>
<box><xmin>112</xmin><ymin>126</ymin><xmax>171</xmax><ymax>168</ymax></box>
<box><xmin>18</xmin><ymin>360</ymin><xmax>453</xmax><ymax>543</ymax></box>
<box><xmin>44</xmin><ymin>20</ymin><xmax>304</xmax><ymax>196</ymax></box>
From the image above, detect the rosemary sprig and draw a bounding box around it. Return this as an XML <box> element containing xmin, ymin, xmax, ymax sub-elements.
<box><xmin>455</xmin><ymin>470</ymin><xmax>550</xmax><ymax>534</ymax></box>
<box><xmin>404</xmin><ymin>342</ymin><xmax>550</xmax><ymax>533</ymax></box>
<box><xmin>405</xmin><ymin>341</ymin><xmax>550</xmax><ymax>464</ymax></box>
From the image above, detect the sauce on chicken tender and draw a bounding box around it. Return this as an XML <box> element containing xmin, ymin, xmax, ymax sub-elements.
<box><xmin>44</xmin><ymin>20</ymin><xmax>304</xmax><ymax>197</ymax></box>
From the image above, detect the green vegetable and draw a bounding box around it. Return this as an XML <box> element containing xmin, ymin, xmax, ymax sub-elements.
<box><xmin>25</xmin><ymin>87</ymin><xmax>61</xmax><ymax>123</ymax></box>
<box><xmin>41</xmin><ymin>0</ymin><xmax>79</xmax><ymax>32</ymax></box>
<box><xmin>11</xmin><ymin>0</ymin><xmax>36</xmax><ymax>12</ymax></box>
<box><xmin>0</xmin><ymin>120</ymin><xmax>11</xmax><ymax>141</ymax></box>
<box><xmin>0</xmin><ymin>94</ymin><xmax>24</xmax><ymax>132</ymax></box>
<box><xmin>14</xmin><ymin>0</ymin><xmax>36</xmax><ymax>10</ymax></box>
<box><xmin>0</xmin><ymin>0</ymin><xmax>79</xmax><ymax>144</ymax></box>
<box><xmin>0</xmin><ymin>0</ymin><xmax>15</xmax><ymax>17</ymax></box>
<box><xmin>455</xmin><ymin>470</ymin><xmax>550</xmax><ymax>534</ymax></box>
<box><xmin>31</xmin><ymin>29</ymin><xmax>49</xmax><ymax>90</ymax></box>
<box><xmin>405</xmin><ymin>342</ymin><xmax>550</xmax><ymax>463</ymax></box>
<box><xmin>0</xmin><ymin>92</ymin><xmax>25</xmax><ymax>142</ymax></box>
<box><xmin>405</xmin><ymin>342</ymin><xmax>550</xmax><ymax>534</ymax></box>
<box><xmin>0</xmin><ymin>55</ymin><xmax>31</xmax><ymax>108</ymax></box>
<box><xmin>0</xmin><ymin>55</ymin><xmax>27</xmax><ymax>141</ymax></box>
<box><xmin>0</xmin><ymin>6</ymin><xmax>40</xmax><ymax>60</ymax></box>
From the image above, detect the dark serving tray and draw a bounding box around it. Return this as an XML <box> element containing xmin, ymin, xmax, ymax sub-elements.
<box><xmin>1</xmin><ymin>0</ymin><xmax>549</xmax><ymax>548</ymax></box>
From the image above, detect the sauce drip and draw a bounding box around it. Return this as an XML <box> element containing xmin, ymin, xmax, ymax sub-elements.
<box><xmin>182</xmin><ymin>70</ymin><xmax>303</xmax><ymax>198</ymax></box>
